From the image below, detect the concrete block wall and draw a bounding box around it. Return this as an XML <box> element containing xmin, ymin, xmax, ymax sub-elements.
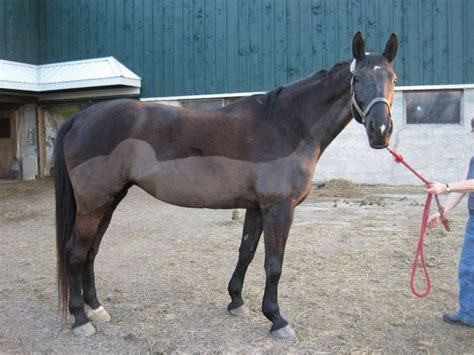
<box><xmin>316</xmin><ymin>88</ymin><xmax>474</xmax><ymax>185</ymax></box>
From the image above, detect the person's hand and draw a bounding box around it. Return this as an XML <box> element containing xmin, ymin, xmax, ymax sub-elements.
<box><xmin>427</xmin><ymin>182</ymin><xmax>447</xmax><ymax>195</ymax></box>
<box><xmin>428</xmin><ymin>212</ymin><xmax>442</xmax><ymax>229</ymax></box>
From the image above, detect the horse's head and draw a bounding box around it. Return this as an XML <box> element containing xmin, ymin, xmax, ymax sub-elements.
<box><xmin>350</xmin><ymin>32</ymin><xmax>399</xmax><ymax>149</ymax></box>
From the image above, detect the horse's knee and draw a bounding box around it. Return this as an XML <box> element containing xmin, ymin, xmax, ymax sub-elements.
<box><xmin>239</xmin><ymin>242</ymin><xmax>256</xmax><ymax>258</ymax></box>
<box><xmin>265</xmin><ymin>257</ymin><xmax>283</xmax><ymax>280</ymax></box>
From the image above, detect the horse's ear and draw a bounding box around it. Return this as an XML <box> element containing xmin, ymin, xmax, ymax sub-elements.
<box><xmin>383</xmin><ymin>33</ymin><xmax>399</xmax><ymax>63</ymax></box>
<box><xmin>352</xmin><ymin>31</ymin><xmax>366</xmax><ymax>61</ymax></box>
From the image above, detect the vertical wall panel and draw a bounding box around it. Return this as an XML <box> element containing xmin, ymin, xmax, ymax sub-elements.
<box><xmin>88</xmin><ymin>0</ymin><xmax>98</xmax><ymax>58</ymax></box>
<box><xmin>193</xmin><ymin>0</ymin><xmax>205</xmax><ymax>94</ymax></box>
<box><xmin>249</xmin><ymin>0</ymin><xmax>262</xmax><ymax>91</ymax></box>
<box><xmin>237</xmin><ymin>0</ymin><xmax>249</xmax><ymax>90</ymax></box>
<box><xmin>404</xmin><ymin>0</ymin><xmax>421</xmax><ymax>84</ymax></box>
<box><xmin>378</xmin><ymin>0</ymin><xmax>393</xmax><ymax>50</ymax></box>
<box><xmin>132</xmin><ymin>0</ymin><xmax>144</xmax><ymax>76</ymax></box>
<box><xmin>434</xmin><ymin>0</ymin><xmax>448</xmax><ymax>84</ymax></box>
<box><xmin>286</xmin><ymin>0</ymin><xmax>299</xmax><ymax>83</ymax></box>
<box><xmin>143</xmin><ymin>0</ymin><xmax>154</xmax><ymax>96</ymax></box>
<box><xmin>364</xmin><ymin>0</ymin><xmax>378</xmax><ymax>50</ymax></box>
<box><xmin>449</xmin><ymin>0</ymin><xmax>463</xmax><ymax>84</ymax></box>
<box><xmin>311</xmin><ymin>0</ymin><xmax>325</xmax><ymax>72</ymax></box>
<box><xmin>205</xmin><ymin>0</ymin><xmax>217</xmax><ymax>93</ymax></box>
<box><xmin>390</xmin><ymin>0</ymin><xmax>404</xmax><ymax>83</ymax></box>
<box><xmin>274</xmin><ymin>0</ymin><xmax>287</xmax><ymax>86</ymax></box>
<box><xmin>6</xmin><ymin>0</ymin><xmax>17</xmax><ymax>59</ymax></box>
<box><xmin>464</xmin><ymin>0</ymin><xmax>474</xmax><ymax>84</ymax></box>
<box><xmin>421</xmin><ymin>0</ymin><xmax>434</xmax><ymax>85</ymax></box>
<box><xmin>336</xmin><ymin>0</ymin><xmax>351</xmax><ymax>63</ymax></box>
<box><xmin>152</xmin><ymin>0</ymin><xmax>164</xmax><ymax>97</ymax></box>
<box><xmin>262</xmin><ymin>0</ymin><xmax>275</xmax><ymax>90</ymax></box>
<box><xmin>226</xmin><ymin>0</ymin><xmax>239</xmax><ymax>92</ymax></box>
<box><xmin>214</xmin><ymin>0</ymin><xmax>227</xmax><ymax>93</ymax></box>
<box><xmin>298</xmin><ymin>0</ymin><xmax>312</xmax><ymax>77</ymax></box>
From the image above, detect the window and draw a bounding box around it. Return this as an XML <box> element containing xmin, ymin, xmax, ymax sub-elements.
<box><xmin>180</xmin><ymin>99</ymin><xmax>224</xmax><ymax>110</ymax></box>
<box><xmin>405</xmin><ymin>90</ymin><xmax>462</xmax><ymax>124</ymax></box>
<box><xmin>0</xmin><ymin>117</ymin><xmax>11</xmax><ymax>138</ymax></box>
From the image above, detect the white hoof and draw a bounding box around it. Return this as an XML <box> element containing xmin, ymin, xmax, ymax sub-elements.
<box><xmin>72</xmin><ymin>322</ymin><xmax>96</xmax><ymax>337</ymax></box>
<box><xmin>271</xmin><ymin>325</ymin><xmax>296</xmax><ymax>340</ymax></box>
<box><xmin>228</xmin><ymin>304</ymin><xmax>250</xmax><ymax>316</ymax></box>
<box><xmin>86</xmin><ymin>306</ymin><xmax>111</xmax><ymax>323</ymax></box>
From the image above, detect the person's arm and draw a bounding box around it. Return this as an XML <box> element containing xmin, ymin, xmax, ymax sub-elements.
<box><xmin>428</xmin><ymin>180</ymin><xmax>474</xmax><ymax>195</ymax></box>
<box><xmin>428</xmin><ymin>164</ymin><xmax>470</xmax><ymax>228</ymax></box>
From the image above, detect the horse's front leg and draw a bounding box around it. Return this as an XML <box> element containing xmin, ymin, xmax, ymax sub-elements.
<box><xmin>261</xmin><ymin>200</ymin><xmax>296</xmax><ymax>339</ymax></box>
<box><xmin>227</xmin><ymin>208</ymin><xmax>263</xmax><ymax>315</ymax></box>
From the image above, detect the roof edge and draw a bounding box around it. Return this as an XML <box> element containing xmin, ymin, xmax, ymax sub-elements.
<box><xmin>0</xmin><ymin>57</ymin><xmax>141</xmax><ymax>92</ymax></box>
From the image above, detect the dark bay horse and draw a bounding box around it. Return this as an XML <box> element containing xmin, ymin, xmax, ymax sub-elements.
<box><xmin>54</xmin><ymin>32</ymin><xmax>398</xmax><ymax>339</ymax></box>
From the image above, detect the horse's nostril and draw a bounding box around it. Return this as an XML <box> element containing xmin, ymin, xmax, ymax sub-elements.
<box><xmin>369</xmin><ymin>121</ymin><xmax>375</xmax><ymax>132</ymax></box>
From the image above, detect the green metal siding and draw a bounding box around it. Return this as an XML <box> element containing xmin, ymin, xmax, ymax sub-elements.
<box><xmin>0</xmin><ymin>0</ymin><xmax>39</xmax><ymax>63</ymax></box>
<box><xmin>3</xmin><ymin>0</ymin><xmax>474</xmax><ymax>97</ymax></box>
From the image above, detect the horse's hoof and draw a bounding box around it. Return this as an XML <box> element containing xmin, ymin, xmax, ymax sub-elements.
<box><xmin>228</xmin><ymin>304</ymin><xmax>250</xmax><ymax>316</ymax></box>
<box><xmin>271</xmin><ymin>324</ymin><xmax>296</xmax><ymax>340</ymax></box>
<box><xmin>86</xmin><ymin>306</ymin><xmax>111</xmax><ymax>323</ymax></box>
<box><xmin>72</xmin><ymin>322</ymin><xmax>96</xmax><ymax>337</ymax></box>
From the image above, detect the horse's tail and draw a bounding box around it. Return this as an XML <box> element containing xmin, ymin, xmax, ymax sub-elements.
<box><xmin>54</xmin><ymin>117</ymin><xmax>76</xmax><ymax>319</ymax></box>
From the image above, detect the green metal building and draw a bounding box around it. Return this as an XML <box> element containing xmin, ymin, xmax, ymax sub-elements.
<box><xmin>1</xmin><ymin>0</ymin><xmax>473</xmax><ymax>98</ymax></box>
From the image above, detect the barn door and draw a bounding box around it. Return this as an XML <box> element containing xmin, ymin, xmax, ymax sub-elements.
<box><xmin>0</xmin><ymin>110</ymin><xmax>19</xmax><ymax>178</ymax></box>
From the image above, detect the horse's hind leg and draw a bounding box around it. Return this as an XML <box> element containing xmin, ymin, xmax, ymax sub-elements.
<box><xmin>227</xmin><ymin>208</ymin><xmax>263</xmax><ymax>316</ymax></box>
<box><xmin>81</xmin><ymin>213</ymin><xmax>113</xmax><ymax>324</ymax></box>
<box><xmin>67</xmin><ymin>212</ymin><xmax>103</xmax><ymax>337</ymax></box>
<box><xmin>82</xmin><ymin>187</ymin><xmax>130</xmax><ymax>324</ymax></box>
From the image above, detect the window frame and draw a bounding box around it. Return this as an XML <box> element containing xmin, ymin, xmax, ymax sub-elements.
<box><xmin>403</xmin><ymin>89</ymin><xmax>463</xmax><ymax>125</ymax></box>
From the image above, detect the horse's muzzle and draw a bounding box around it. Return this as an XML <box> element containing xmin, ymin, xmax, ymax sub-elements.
<box><xmin>366</xmin><ymin>114</ymin><xmax>393</xmax><ymax>149</ymax></box>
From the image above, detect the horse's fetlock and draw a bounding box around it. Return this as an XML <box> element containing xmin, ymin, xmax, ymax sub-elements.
<box><xmin>69</xmin><ymin>302</ymin><xmax>84</xmax><ymax>315</ymax></box>
<box><xmin>262</xmin><ymin>302</ymin><xmax>279</xmax><ymax>319</ymax></box>
<box><xmin>228</xmin><ymin>279</ymin><xmax>242</xmax><ymax>297</ymax></box>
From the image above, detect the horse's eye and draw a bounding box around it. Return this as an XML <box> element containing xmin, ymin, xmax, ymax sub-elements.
<box><xmin>393</xmin><ymin>78</ymin><xmax>398</xmax><ymax>84</ymax></box>
<box><xmin>353</xmin><ymin>76</ymin><xmax>359</xmax><ymax>83</ymax></box>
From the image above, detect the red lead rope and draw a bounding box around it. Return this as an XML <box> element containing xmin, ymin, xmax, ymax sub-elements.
<box><xmin>386</xmin><ymin>148</ymin><xmax>450</xmax><ymax>298</ymax></box>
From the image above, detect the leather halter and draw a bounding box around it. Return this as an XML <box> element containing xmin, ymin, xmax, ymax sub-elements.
<box><xmin>351</xmin><ymin>92</ymin><xmax>392</xmax><ymax>124</ymax></box>
<box><xmin>350</xmin><ymin>60</ymin><xmax>392</xmax><ymax>125</ymax></box>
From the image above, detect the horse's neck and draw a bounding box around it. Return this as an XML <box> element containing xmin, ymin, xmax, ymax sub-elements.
<box><xmin>284</xmin><ymin>63</ymin><xmax>353</xmax><ymax>153</ymax></box>
<box><xmin>312</xmin><ymin>93</ymin><xmax>352</xmax><ymax>152</ymax></box>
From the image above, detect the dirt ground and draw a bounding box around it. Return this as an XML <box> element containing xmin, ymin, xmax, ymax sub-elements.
<box><xmin>1</xmin><ymin>178</ymin><xmax>474</xmax><ymax>354</ymax></box>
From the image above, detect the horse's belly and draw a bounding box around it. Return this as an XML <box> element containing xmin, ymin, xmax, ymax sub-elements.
<box><xmin>133</xmin><ymin>155</ymin><xmax>257</xmax><ymax>209</ymax></box>
<box><xmin>69</xmin><ymin>138</ymin><xmax>309</xmax><ymax>212</ymax></box>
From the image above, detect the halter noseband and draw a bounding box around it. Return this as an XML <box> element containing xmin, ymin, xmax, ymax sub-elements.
<box><xmin>350</xmin><ymin>59</ymin><xmax>392</xmax><ymax>125</ymax></box>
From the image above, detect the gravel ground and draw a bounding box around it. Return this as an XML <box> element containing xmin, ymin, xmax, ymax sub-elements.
<box><xmin>1</xmin><ymin>178</ymin><xmax>474</xmax><ymax>353</ymax></box>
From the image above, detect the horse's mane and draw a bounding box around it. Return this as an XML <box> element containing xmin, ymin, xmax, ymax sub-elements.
<box><xmin>263</xmin><ymin>86</ymin><xmax>284</xmax><ymax>120</ymax></box>
<box><xmin>262</xmin><ymin>60</ymin><xmax>351</xmax><ymax>120</ymax></box>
